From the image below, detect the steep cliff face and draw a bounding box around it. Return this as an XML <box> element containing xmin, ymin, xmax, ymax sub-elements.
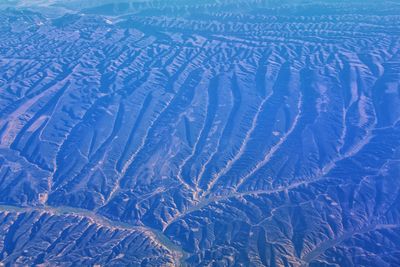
<box><xmin>0</xmin><ymin>1</ymin><xmax>399</xmax><ymax>266</ymax></box>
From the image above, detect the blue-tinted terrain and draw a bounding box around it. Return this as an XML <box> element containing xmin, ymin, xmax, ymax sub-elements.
<box><xmin>0</xmin><ymin>0</ymin><xmax>400</xmax><ymax>266</ymax></box>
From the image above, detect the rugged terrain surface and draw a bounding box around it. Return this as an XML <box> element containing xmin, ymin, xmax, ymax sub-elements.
<box><xmin>0</xmin><ymin>0</ymin><xmax>400</xmax><ymax>266</ymax></box>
